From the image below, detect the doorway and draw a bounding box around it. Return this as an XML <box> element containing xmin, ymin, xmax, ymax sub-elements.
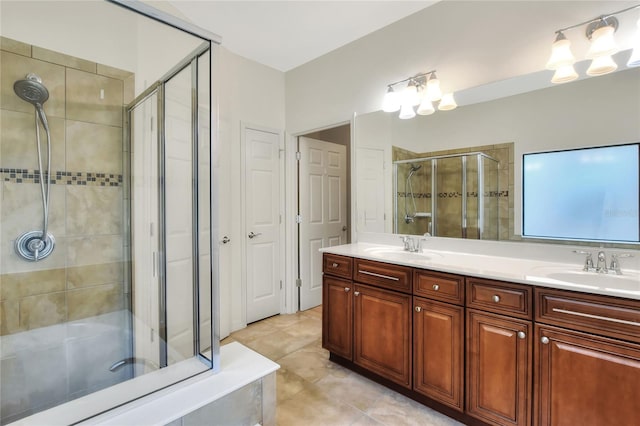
<box><xmin>297</xmin><ymin>124</ymin><xmax>351</xmax><ymax>311</ymax></box>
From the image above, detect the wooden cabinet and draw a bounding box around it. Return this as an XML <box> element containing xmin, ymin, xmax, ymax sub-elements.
<box><xmin>354</xmin><ymin>283</ymin><xmax>412</xmax><ymax>388</ymax></box>
<box><xmin>466</xmin><ymin>309</ymin><xmax>532</xmax><ymax>426</ymax></box>
<box><xmin>534</xmin><ymin>324</ymin><xmax>640</xmax><ymax>426</ymax></box>
<box><xmin>413</xmin><ymin>296</ymin><xmax>464</xmax><ymax>411</ymax></box>
<box><xmin>322</xmin><ymin>275</ymin><xmax>353</xmax><ymax>359</ymax></box>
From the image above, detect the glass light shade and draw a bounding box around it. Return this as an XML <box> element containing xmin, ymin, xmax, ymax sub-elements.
<box><xmin>382</xmin><ymin>87</ymin><xmax>401</xmax><ymax>112</ymax></box>
<box><xmin>586</xmin><ymin>25</ymin><xmax>619</xmax><ymax>59</ymax></box>
<box><xmin>551</xmin><ymin>64</ymin><xmax>578</xmax><ymax>84</ymax></box>
<box><xmin>399</xmin><ymin>102</ymin><xmax>416</xmax><ymax>119</ymax></box>
<box><xmin>416</xmin><ymin>97</ymin><xmax>435</xmax><ymax>115</ymax></box>
<box><xmin>627</xmin><ymin>19</ymin><xmax>640</xmax><ymax>67</ymax></box>
<box><xmin>438</xmin><ymin>93</ymin><xmax>457</xmax><ymax>111</ymax></box>
<box><xmin>586</xmin><ymin>55</ymin><xmax>617</xmax><ymax>76</ymax></box>
<box><xmin>426</xmin><ymin>76</ymin><xmax>442</xmax><ymax>101</ymax></box>
<box><xmin>546</xmin><ymin>37</ymin><xmax>575</xmax><ymax>70</ymax></box>
<box><xmin>403</xmin><ymin>82</ymin><xmax>420</xmax><ymax>107</ymax></box>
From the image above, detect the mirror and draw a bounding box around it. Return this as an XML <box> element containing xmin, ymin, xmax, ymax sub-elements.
<box><xmin>355</xmin><ymin>66</ymin><xmax>640</xmax><ymax>246</ymax></box>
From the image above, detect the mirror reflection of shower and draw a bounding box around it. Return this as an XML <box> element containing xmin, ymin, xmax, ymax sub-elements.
<box><xmin>404</xmin><ymin>163</ymin><xmax>422</xmax><ymax>224</ymax></box>
<box><xmin>13</xmin><ymin>73</ymin><xmax>55</xmax><ymax>261</ymax></box>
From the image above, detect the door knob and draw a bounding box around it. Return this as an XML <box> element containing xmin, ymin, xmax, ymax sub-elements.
<box><xmin>221</xmin><ymin>236</ymin><xmax>230</xmax><ymax>244</ymax></box>
<box><xmin>415</xmin><ymin>306</ymin><xmax>422</xmax><ymax>312</ymax></box>
<box><xmin>342</xmin><ymin>226</ymin><xmax>348</xmax><ymax>231</ymax></box>
<box><xmin>541</xmin><ymin>336</ymin><xmax>550</xmax><ymax>344</ymax></box>
<box><xmin>248</xmin><ymin>231</ymin><xmax>262</xmax><ymax>239</ymax></box>
<box><xmin>344</xmin><ymin>287</ymin><xmax>350</xmax><ymax>292</ymax></box>
<box><xmin>517</xmin><ymin>331</ymin><xmax>526</xmax><ymax>339</ymax></box>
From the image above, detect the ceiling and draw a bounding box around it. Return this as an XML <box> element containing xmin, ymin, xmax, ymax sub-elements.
<box><xmin>166</xmin><ymin>0</ymin><xmax>437</xmax><ymax>71</ymax></box>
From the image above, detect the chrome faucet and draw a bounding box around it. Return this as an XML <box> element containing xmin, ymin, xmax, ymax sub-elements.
<box><xmin>574</xmin><ymin>250</ymin><xmax>634</xmax><ymax>275</ymax></box>
<box><xmin>574</xmin><ymin>250</ymin><xmax>594</xmax><ymax>271</ymax></box>
<box><xmin>596</xmin><ymin>251</ymin><xmax>608</xmax><ymax>273</ymax></box>
<box><xmin>400</xmin><ymin>236</ymin><xmax>427</xmax><ymax>253</ymax></box>
<box><xmin>609</xmin><ymin>253</ymin><xmax>634</xmax><ymax>275</ymax></box>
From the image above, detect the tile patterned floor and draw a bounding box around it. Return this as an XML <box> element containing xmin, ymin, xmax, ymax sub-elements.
<box><xmin>222</xmin><ymin>306</ymin><xmax>463</xmax><ymax>426</ymax></box>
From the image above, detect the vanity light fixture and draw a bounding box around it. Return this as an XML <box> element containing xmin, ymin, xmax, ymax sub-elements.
<box><xmin>382</xmin><ymin>70</ymin><xmax>456</xmax><ymax>119</ymax></box>
<box><xmin>546</xmin><ymin>4</ymin><xmax>640</xmax><ymax>84</ymax></box>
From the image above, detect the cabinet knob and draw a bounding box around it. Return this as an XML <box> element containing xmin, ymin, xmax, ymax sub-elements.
<box><xmin>432</xmin><ymin>284</ymin><xmax>439</xmax><ymax>291</ymax></box>
<box><xmin>332</xmin><ymin>262</ymin><xmax>339</xmax><ymax>268</ymax></box>
<box><xmin>354</xmin><ymin>291</ymin><xmax>360</xmax><ymax>296</ymax></box>
<box><xmin>541</xmin><ymin>336</ymin><xmax>550</xmax><ymax>345</ymax></box>
<box><xmin>517</xmin><ymin>331</ymin><xmax>526</xmax><ymax>339</ymax></box>
<box><xmin>344</xmin><ymin>287</ymin><xmax>350</xmax><ymax>292</ymax></box>
<box><xmin>492</xmin><ymin>295</ymin><xmax>501</xmax><ymax>303</ymax></box>
<box><xmin>415</xmin><ymin>306</ymin><xmax>422</xmax><ymax>312</ymax></box>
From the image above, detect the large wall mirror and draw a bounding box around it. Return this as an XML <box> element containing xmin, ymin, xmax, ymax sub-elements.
<box><xmin>354</xmin><ymin>66</ymin><xmax>640</xmax><ymax>247</ymax></box>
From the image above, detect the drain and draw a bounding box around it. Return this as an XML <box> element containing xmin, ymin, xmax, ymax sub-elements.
<box><xmin>15</xmin><ymin>230</ymin><xmax>55</xmax><ymax>262</ymax></box>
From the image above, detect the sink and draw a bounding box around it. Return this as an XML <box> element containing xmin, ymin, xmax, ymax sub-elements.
<box><xmin>363</xmin><ymin>246</ymin><xmax>437</xmax><ymax>263</ymax></box>
<box><xmin>527</xmin><ymin>266</ymin><xmax>640</xmax><ymax>295</ymax></box>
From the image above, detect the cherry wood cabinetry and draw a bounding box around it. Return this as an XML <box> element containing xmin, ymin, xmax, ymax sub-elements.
<box><xmin>413</xmin><ymin>296</ymin><xmax>464</xmax><ymax>411</ymax></box>
<box><xmin>354</xmin><ymin>283</ymin><xmax>412</xmax><ymax>387</ymax></box>
<box><xmin>322</xmin><ymin>275</ymin><xmax>353</xmax><ymax>359</ymax></box>
<box><xmin>466</xmin><ymin>309</ymin><xmax>532</xmax><ymax>426</ymax></box>
<box><xmin>534</xmin><ymin>324</ymin><xmax>640</xmax><ymax>426</ymax></box>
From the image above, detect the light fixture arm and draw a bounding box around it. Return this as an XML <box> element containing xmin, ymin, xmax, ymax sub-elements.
<box><xmin>387</xmin><ymin>70</ymin><xmax>437</xmax><ymax>89</ymax></box>
<box><xmin>553</xmin><ymin>3</ymin><xmax>640</xmax><ymax>34</ymax></box>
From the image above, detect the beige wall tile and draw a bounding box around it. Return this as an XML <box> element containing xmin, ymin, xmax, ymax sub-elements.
<box><xmin>0</xmin><ymin>109</ymin><xmax>66</xmax><ymax>170</ymax></box>
<box><xmin>0</xmin><ymin>268</ymin><xmax>65</xmax><ymax>301</ymax></box>
<box><xmin>96</xmin><ymin>63</ymin><xmax>133</xmax><ymax>81</ymax></box>
<box><xmin>66</xmin><ymin>186</ymin><xmax>123</xmax><ymax>236</ymax></box>
<box><xmin>66</xmin><ymin>235</ymin><xmax>123</xmax><ymax>267</ymax></box>
<box><xmin>66</xmin><ymin>120</ymin><xmax>122</xmax><ymax>174</ymax></box>
<box><xmin>66</xmin><ymin>69</ymin><xmax>123</xmax><ymax>127</ymax></box>
<box><xmin>32</xmin><ymin>46</ymin><xmax>96</xmax><ymax>74</ymax></box>
<box><xmin>1</xmin><ymin>51</ymin><xmax>65</xmax><ymax>118</ymax></box>
<box><xmin>67</xmin><ymin>262</ymin><xmax>123</xmax><ymax>289</ymax></box>
<box><xmin>0</xmin><ymin>36</ymin><xmax>31</xmax><ymax>57</ymax></box>
<box><xmin>19</xmin><ymin>292</ymin><xmax>66</xmax><ymax>330</ymax></box>
<box><xmin>67</xmin><ymin>283</ymin><xmax>123</xmax><ymax>321</ymax></box>
<box><xmin>123</xmin><ymin>74</ymin><xmax>135</xmax><ymax>105</ymax></box>
<box><xmin>0</xmin><ymin>300</ymin><xmax>21</xmax><ymax>335</ymax></box>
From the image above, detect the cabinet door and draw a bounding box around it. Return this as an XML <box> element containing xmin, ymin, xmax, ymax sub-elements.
<box><xmin>413</xmin><ymin>297</ymin><xmax>464</xmax><ymax>411</ymax></box>
<box><xmin>535</xmin><ymin>325</ymin><xmax>640</xmax><ymax>426</ymax></box>
<box><xmin>467</xmin><ymin>309</ymin><xmax>532</xmax><ymax>426</ymax></box>
<box><xmin>354</xmin><ymin>283</ymin><xmax>412</xmax><ymax>388</ymax></box>
<box><xmin>322</xmin><ymin>276</ymin><xmax>353</xmax><ymax>359</ymax></box>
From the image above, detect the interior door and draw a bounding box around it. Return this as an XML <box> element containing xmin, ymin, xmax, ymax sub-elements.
<box><xmin>356</xmin><ymin>147</ymin><xmax>385</xmax><ymax>233</ymax></box>
<box><xmin>245</xmin><ymin>127</ymin><xmax>281</xmax><ymax>323</ymax></box>
<box><xmin>299</xmin><ymin>136</ymin><xmax>347</xmax><ymax>311</ymax></box>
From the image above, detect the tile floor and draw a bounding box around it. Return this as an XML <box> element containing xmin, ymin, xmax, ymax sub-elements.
<box><xmin>222</xmin><ymin>306</ymin><xmax>463</xmax><ymax>426</ymax></box>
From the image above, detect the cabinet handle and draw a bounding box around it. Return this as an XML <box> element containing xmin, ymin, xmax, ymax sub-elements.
<box><xmin>432</xmin><ymin>284</ymin><xmax>439</xmax><ymax>291</ymax></box>
<box><xmin>541</xmin><ymin>336</ymin><xmax>550</xmax><ymax>344</ymax></box>
<box><xmin>358</xmin><ymin>270</ymin><xmax>400</xmax><ymax>281</ymax></box>
<box><xmin>354</xmin><ymin>291</ymin><xmax>360</xmax><ymax>296</ymax></box>
<box><xmin>344</xmin><ymin>287</ymin><xmax>350</xmax><ymax>292</ymax></box>
<box><xmin>332</xmin><ymin>262</ymin><xmax>339</xmax><ymax>268</ymax></box>
<box><xmin>551</xmin><ymin>308</ymin><xmax>640</xmax><ymax>327</ymax></box>
<box><xmin>492</xmin><ymin>295</ymin><xmax>501</xmax><ymax>303</ymax></box>
<box><xmin>517</xmin><ymin>331</ymin><xmax>526</xmax><ymax>339</ymax></box>
<box><xmin>415</xmin><ymin>306</ymin><xmax>422</xmax><ymax>312</ymax></box>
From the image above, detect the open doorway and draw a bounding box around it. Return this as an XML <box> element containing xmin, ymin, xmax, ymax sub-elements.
<box><xmin>297</xmin><ymin>124</ymin><xmax>351</xmax><ymax>311</ymax></box>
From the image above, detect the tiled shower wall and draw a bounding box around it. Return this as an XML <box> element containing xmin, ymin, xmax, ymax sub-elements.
<box><xmin>0</xmin><ymin>36</ymin><xmax>134</xmax><ymax>336</ymax></box>
<box><xmin>394</xmin><ymin>142</ymin><xmax>513</xmax><ymax>239</ymax></box>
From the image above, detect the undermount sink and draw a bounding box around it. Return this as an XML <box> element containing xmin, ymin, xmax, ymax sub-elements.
<box><xmin>363</xmin><ymin>246</ymin><xmax>438</xmax><ymax>262</ymax></box>
<box><xmin>527</xmin><ymin>266</ymin><xmax>640</xmax><ymax>294</ymax></box>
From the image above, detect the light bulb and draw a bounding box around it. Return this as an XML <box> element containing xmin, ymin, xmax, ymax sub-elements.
<box><xmin>586</xmin><ymin>24</ymin><xmax>619</xmax><ymax>59</ymax></box>
<box><xmin>627</xmin><ymin>18</ymin><xmax>640</xmax><ymax>68</ymax></box>
<box><xmin>426</xmin><ymin>74</ymin><xmax>442</xmax><ymax>101</ymax></box>
<box><xmin>551</xmin><ymin>64</ymin><xmax>578</xmax><ymax>84</ymax></box>
<box><xmin>382</xmin><ymin>86</ymin><xmax>401</xmax><ymax>112</ymax></box>
<box><xmin>438</xmin><ymin>93</ymin><xmax>457</xmax><ymax>111</ymax></box>
<box><xmin>399</xmin><ymin>102</ymin><xmax>416</xmax><ymax>119</ymax></box>
<box><xmin>546</xmin><ymin>33</ymin><xmax>575</xmax><ymax>70</ymax></box>
<box><xmin>403</xmin><ymin>81</ymin><xmax>420</xmax><ymax>107</ymax></box>
<box><xmin>417</xmin><ymin>97</ymin><xmax>435</xmax><ymax>115</ymax></box>
<box><xmin>586</xmin><ymin>55</ymin><xmax>617</xmax><ymax>76</ymax></box>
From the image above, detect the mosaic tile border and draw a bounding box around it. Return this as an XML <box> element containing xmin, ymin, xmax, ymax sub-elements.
<box><xmin>1</xmin><ymin>169</ymin><xmax>123</xmax><ymax>187</ymax></box>
<box><xmin>397</xmin><ymin>190</ymin><xmax>509</xmax><ymax>199</ymax></box>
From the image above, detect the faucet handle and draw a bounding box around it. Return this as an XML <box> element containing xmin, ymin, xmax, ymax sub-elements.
<box><xmin>573</xmin><ymin>250</ymin><xmax>594</xmax><ymax>271</ymax></box>
<box><xmin>610</xmin><ymin>253</ymin><xmax>634</xmax><ymax>275</ymax></box>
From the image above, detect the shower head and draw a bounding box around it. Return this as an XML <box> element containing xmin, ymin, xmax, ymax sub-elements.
<box><xmin>14</xmin><ymin>73</ymin><xmax>49</xmax><ymax>106</ymax></box>
<box><xmin>409</xmin><ymin>163</ymin><xmax>422</xmax><ymax>172</ymax></box>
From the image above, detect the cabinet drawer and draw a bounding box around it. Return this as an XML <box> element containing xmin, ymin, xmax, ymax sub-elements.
<box><xmin>414</xmin><ymin>270</ymin><xmax>464</xmax><ymax>305</ymax></box>
<box><xmin>323</xmin><ymin>253</ymin><xmax>353</xmax><ymax>279</ymax></box>
<box><xmin>354</xmin><ymin>258</ymin><xmax>412</xmax><ymax>293</ymax></box>
<box><xmin>466</xmin><ymin>278</ymin><xmax>533</xmax><ymax>320</ymax></box>
<box><xmin>536</xmin><ymin>288</ymin><xmax>640</xmax><ymax>344</ymax></box>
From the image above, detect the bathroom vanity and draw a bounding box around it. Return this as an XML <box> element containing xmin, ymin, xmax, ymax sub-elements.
<box><xmin>321</xmin><ymin>240</ymin><xmax>640</xmax><ymax>426</ymax></box>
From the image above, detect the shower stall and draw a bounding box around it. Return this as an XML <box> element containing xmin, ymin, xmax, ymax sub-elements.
<box><xmin>394</xmin><ymin>152</ymin><xmax>500</xmax><ymax>239</ymax></box>
<box><xmin>0</xmin><ymin>1</ymin><xmax>217</xmax><ymax>424</ymax></box>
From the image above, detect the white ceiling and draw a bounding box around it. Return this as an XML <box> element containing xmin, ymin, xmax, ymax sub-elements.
<box><xmin>167</xmin><ymin>1</ymin><xmax>437</xmax><ymax>71</ymax></box>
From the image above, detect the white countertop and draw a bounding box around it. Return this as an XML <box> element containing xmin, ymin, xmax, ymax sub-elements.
<box><xmin>321</xmin><ymin>238</ymin><xmax>640</xmax><ymax>300</ymax></box>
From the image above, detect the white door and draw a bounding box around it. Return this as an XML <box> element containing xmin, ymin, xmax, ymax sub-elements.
<box><xmin>245</xmin><ymin>127</ymin><xmax>281</xmax><ymax>323</ymax></box>
<box><xmin>299</xmin><ymin>137</ymin><xmax>347</xmax><ymax>311</ymax></box>
<box><xmin>356</xmin><ymin>147</ymin><xmax>385</xmax><ymax>233</ymax></box>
